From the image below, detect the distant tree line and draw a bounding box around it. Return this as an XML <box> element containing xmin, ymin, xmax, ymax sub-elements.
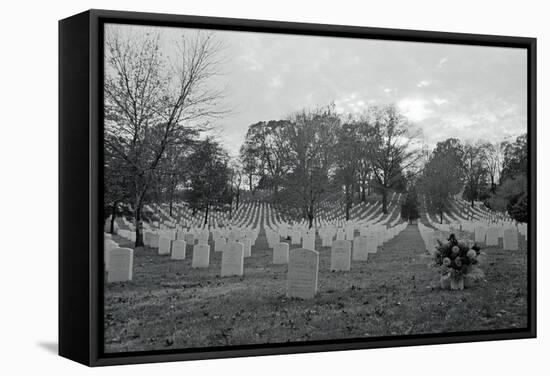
<box><xmin>417</xmin><ymin>134</ymin><xmax>528</xmax><ymax>223</ymax></box>
<box><xmin>239</xmin><ymin>104</ymin><xmax>421</xmax><ymax>227</ymax></box>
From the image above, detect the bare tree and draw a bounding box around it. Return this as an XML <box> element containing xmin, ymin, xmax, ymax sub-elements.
<box><xmin>104</xmin><ymin>26</ymin><xmax>226</xmax><ymax>246</ymax></box>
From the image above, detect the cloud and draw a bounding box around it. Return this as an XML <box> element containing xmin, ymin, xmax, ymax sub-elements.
<box><xmin>268</xmin><ymin>75</ymin><xmax>283</xmax><ymax>88</ymax></box>
<box><xmin>433</xmin><ymin>97</ymin><xmax>449</xmax><ymax>106</ymax></box>
<box><xmin>417</xmin><ymin>80</ymin><xmax>431</xmax><ymax>88</ymax></box>
<box><xmin>397</xmin><ymin>98</ymin><xmax>433</xmax><ymax>122</ymax></box>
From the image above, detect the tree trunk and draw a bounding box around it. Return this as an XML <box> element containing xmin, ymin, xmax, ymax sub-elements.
<box><xmin>204</xmin><ymin>204</ymin><xmax>209</xmax><ymax>226</ymax></box>
<box><xmin>381</xmin><ymin>189</ymin><xmax>388</xmax><ymax>214</ymax></box>
<box><xmin>307</xmin><ymin>200</ymin><xmax>314</xmax><ymax>229</ymax></box>
<box><xmin>109</xmin><ymin>201</ymin><xmax>118</xmax><ymax>234</ymax></box>
<box><xmin>134</xmin><ymin>204</ymin><xmax>144</xmax><ymax>247</ymax></box>
<box><xmin>471</xmin><ymin>198</ymin><xmax>474</xmax><ymax>208</ymax></box>
<box><xmin>361</xmin><ymin>184</ymin><xmax>366</xmax><ymax>202</ymax></box>
<box><xmin>345</xmin><ymin>185</ymin><xmax>352</xmax><ymax>221</ymax></box>
<box><xmin>440</xmin><ymin>210</ymin><xmax>443</xmax><ymax>224</ymax></box>
<box><xmin>236</xmin><ymin>189</ymin><xmax>240</xmax><ymax>210</ymax></box>
<box><xmin>249</xmin><ymin>175</ymin><xmax>253</xmax><ymax>192</ymax></box>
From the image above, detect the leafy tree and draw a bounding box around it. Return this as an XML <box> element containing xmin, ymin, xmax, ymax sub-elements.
<box><xmin>283</xmin><ymin>106</ymin><xmax>338</xmax><ymax>228</ymax></box>
<box><xmin>184</xmin><ymin>138</ymin><xmax>231</xmax><ymax>226</ymax></box>
<box><xmin>462</xmin><ymin>143</ymin><xmax>489</xmax><ymax>207</ymax></box>
<box><xmin>486</xmin><ymin>134</ymin><xmax>528</xmax><ymax>222</ymax></box>
<box><xmin>370</xmin><ymin>105</ymin><xmax>421</xmax><ymax>213</ymax></box>
<box><xmin>420</xmin><ymin>138</ymin><xmax>464</xmax><ymax>223</ymax></box>
<box><xmin>501</xmin><ymin>134</ymin><xmax>527</xmax><ymax>180</ymax></box>
<box><xmin>334</xmin><ymin>121</ymin><xmax>361</xmax><ymax>220</ymax></box>
<box><xmin>508</xmin><ymin>192</ymin><xmax>528</xmax><ymax>223</ymax></box>
<box><xmin>242</xmin><ymin>120</ymin><xmax>290</xmax><ymax>195</ymax></box>
<box><xmin>239</xmin><ymin>142</ymin><xmax>259</xmax><ymax>192</ymax></box>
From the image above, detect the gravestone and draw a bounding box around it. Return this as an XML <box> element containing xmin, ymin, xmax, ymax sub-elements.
<box><xmin>197</xmin><ymin>232</ymin><xmax>209</xmax><ymax>244</ymax></box>
<box><xmin>291</xmin><ymin>231</ymin><xmax>301</xmax><ymax>245</ymax></box>
<box><xmin>176</xmin><ymin>231</ymin><xmax>186</xmax><ymax>241</ymax></box>
<box><xmin>158</xmin><ymin>237</ymin><xmax>172</xmax><ymax>255</ymax></box>
<box><xmin>192</xmin><ymin>244</ymin><xmax>210</xmax><ymax>268</ymax></box>
<box><xmin>171</xmin><ymin>240</ymin><xmax>186</xmax><ymax>260</ymax></box>
<box><xmin>331</xmin><ymin>240</ymin><xmax>352</xmax><ymax>271</ymax></box>
<box><xmin>303</xmin><ymin>234</ymin><xmax>315</xmax><ymax>251</ymax></box>
<box><xmin>474</xmin><ymin>225</ymin><xmax>487</xmax><ymax>243</ymax></box>
<box><xmin>215</xmin><ymin>237</ymin><xmax>227</xmax><ymax>253</ymax></box>
<box><xmin>273</xmin><ymin>242</ymin><xmax>289</xmax><ymax>264</ymax></box>
<box><xmin>221</xmin><ymin>241</ymin><xmax>244</xmax><ymax>277</ymax></box>
<box><xmin>242</xmin><ymin>238</ymin><xmax>252</xmax><ymax>257</ymax></box>
<box><xmin>352</xmin><ymin>236</ymin><xmax>368</xmax><ymax>261</ymax></box>
<box><xmin>367</xmin><ymin>234</ymin><xmax>378</xmax><ymax>253</ymax></box>
<box><xmin>107</xmin><ymin>247</ymin><xmax>134</xmax><ymax>283</ymax></box>
<box><xmin>321</xmin><ymin>233</ymin><xmax>333</xmax><ymax>247</ymax></box>
<box><xmin>503</xmin><ymin>228</ymin><xmax>519</xmax><ymax>250</ymax></box>
<box><xmin>104</xmin><ymin>239</ymin><xmax>118</xmax><ymax>269</ymax></box>
<box><xmin>149</xmin><ymin>233</ymin><xmax>160</xmax><ymax>249</ymax></box>
<box><xmin>486</xmin><ymin>227</ymin><xmax>499</xmax><ymax>246</ymax></box>
<box><xmin>184</xmin><ymin>233</ymin><xmax>195</xmax><ymax>247</ymax></box>
<box><xmin>286</xmin><ymin>248</ymin><xmax>319</xmax><ymax>299</ymax></box>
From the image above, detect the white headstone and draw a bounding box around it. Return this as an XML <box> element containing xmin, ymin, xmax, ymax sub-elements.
<box><xmin>273</xmin><ymin>242</ymin><xmax>289</xmax><ymax>264</ymax></box>
<box><xmin>474</xmin><ymin>225</ymin><xmax>487</xmax><ymax>243</ymax></box>
<box><xmin>149</xmin><ymin>233</ymin><xmax>159</xmax><ymax>249</ymax></box>
<box><xmin>291</xmin><ymin>230</ymin><xmax>301</xmax><ymax>245</ymax></box>
<box><xmin>331</xmin><ymin>240</ymin><xmax>352</xmax><ymax>271</ymax></box>
<box><xmin>503</xmin><ymin>228</ymin><xmax>519</xmax><ymax>250</ymax></box>
<box><xmin>352</xmin><ymin>236</ymin><xmax>369</xmax><ymax>261</ymax></box>
<box><xmin>303</xmin><ymin>234</ymin><xmax>315</xmax><ymax>251</ymax></box>
<box><xmin>367</xmin><ymin>234</ymin><xmax>378</xmax><ymax>253</ymax></box>
<box><xmin>107</xmin><ymin>247</ymin><xmax>133</xmax><ymax>283</ymax></box>
<box><xmin>486</xmin><ymin>227</ymin><xmax>499</xmax><ymax>246</ymax></box>
<box><xmin>158</xmin><ymin>237</ymin><xmax>172</xmax><ymax>255</ymax></box>
<box><xmin>215</xmin><ymin>238</ymin><xmax>227</xmax><ymax>253</ymax></box>
<box><xmin>242</xmin><ymin>238</ymin><xmax>252</xmax><ymax>257</ymax></box>
<box><xmin>184</xmin><ymin>233</ymin><xmax>195</xmax><ymax>246</ymax></box>
<box><xmin>104</xmin><ymin>239</ymin><xmax>118</xmax><ymax>269</ymax></box>
<box><xmin>321</xmin><ymin>233</ymin><xmax>333</xmax><ymax>247</ymax></box>
<box><xmin>221</xmin><ymin>241</ymin><xmax>244</xmax><ymax>277</ymax></box>
<box><xmin>286</xmin><ymin>248</ymin><xmax>319</xmax><ymax>299</ymax></box>
<box><xmin>192</xmin><ymin>244</ymin><xmax>210</xmax><ymax>268</ymax></box>
<box><xmin>171</xmin><ymin>240</ymin><xmax>186</xmax><ymax>260</ymax></box>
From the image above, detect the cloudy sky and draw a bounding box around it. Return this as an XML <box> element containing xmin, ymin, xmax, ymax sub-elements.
<box><xmin>108</xmin><ymin>24</ymin><xmax>528</xmax><ymax>157</ymax></box>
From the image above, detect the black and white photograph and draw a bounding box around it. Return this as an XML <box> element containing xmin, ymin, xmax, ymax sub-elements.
<box><xmin>102</xmin><ymin>21</ymin><xmax>530</xmax><ymax>354</ymax></box>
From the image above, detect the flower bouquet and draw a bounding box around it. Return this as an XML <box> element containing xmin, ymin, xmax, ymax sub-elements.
<box><xmin>433</xmin><ymin>234</ymin><xmax>485</xmax><ymax>290</ymax></box>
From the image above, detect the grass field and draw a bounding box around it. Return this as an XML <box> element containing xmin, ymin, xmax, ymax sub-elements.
<box><xmin>104</xmin><ymin>224</ymin><xmax>528</xmax><ymax>353</ymax></box>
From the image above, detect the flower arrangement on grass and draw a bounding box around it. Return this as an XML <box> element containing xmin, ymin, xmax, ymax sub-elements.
<box><xmin>433</xmin><ymin>234</ymin><xmax>485</xmax><ymax>290</ymax></box>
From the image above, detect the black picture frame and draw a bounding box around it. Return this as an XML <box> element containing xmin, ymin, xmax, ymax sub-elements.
<box><xmin>59</xmin><ymin>9</ymin><xmax>537</xmax><ymax>367</ymax></box>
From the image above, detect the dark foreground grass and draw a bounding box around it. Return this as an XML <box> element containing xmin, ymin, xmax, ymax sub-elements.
<box><xmin>104</xmin><ymin>225</ymin><xmax>528</xmax><ymax>353</ymax></box>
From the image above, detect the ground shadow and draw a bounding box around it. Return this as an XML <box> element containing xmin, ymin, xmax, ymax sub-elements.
<box><xmin>37</xmin><ymin>341</ymin><xmax>58</xmax><ymax>355</ymax></box>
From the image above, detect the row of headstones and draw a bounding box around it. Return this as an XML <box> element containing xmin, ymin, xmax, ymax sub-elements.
<box><xmin>474</xmin><ymin>226</ymin><xmax>521</xmax><ymax>250</ymax></box>
<box><xmin>419</xmin><ymin>221</ymin><xmax>522</xmax><ymax>252</ymax></box>
<box><xmin>104</xmin><ymin>223</ymin><xmax>383</xmax><ymax>288</ymax></box>
<box><xmin>105</xmin><ymin>225</ymin><xmax>260</xmax><ymax>280</ymax></box>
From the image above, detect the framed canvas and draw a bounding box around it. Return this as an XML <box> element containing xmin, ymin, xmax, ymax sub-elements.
<box><xmin>59</xmin><ymin>9</ymin><xmax>536</xmax><ymax>366</ymax></box>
